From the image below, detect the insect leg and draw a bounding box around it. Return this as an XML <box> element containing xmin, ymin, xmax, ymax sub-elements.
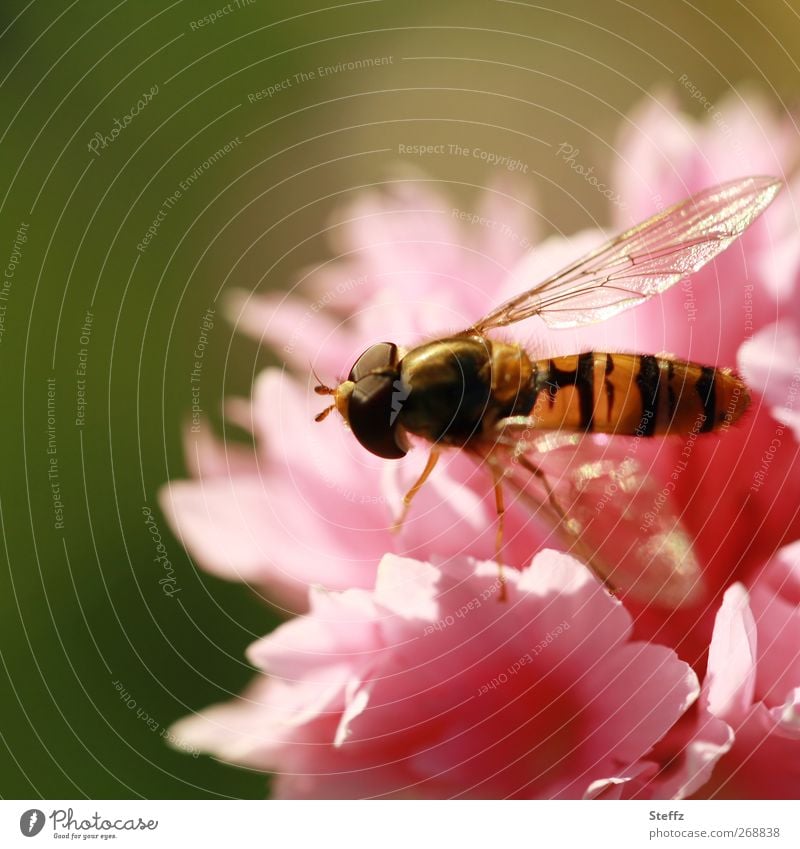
<box><xmin>514</xmin><ymin>454</ymin><xmax>572</xmax><ymax>529</ymax></box>
<box><xmin>392</xmin><ymin>447</ymin><xmax>440</xmax><ymax>533</ymax></box>
<box><xmin>489</xmin><ymin>463</ymin><xmax>508</xmax><ymax>603</ymax></box>
<box><xmin>511</xmin><ymin>452</ymin><xmax>619</xmax><ymax>593</ymax></box>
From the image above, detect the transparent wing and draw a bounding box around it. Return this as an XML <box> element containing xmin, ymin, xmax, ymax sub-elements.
<box><xmin>473</xmin><ymin>176</ymin><xmax>781</xmax><ymax>332</ymax></box>
<box><xmin>471</xmin><ymin>425</ymin><xmax>705</xmax><ymax>608</ymax></box>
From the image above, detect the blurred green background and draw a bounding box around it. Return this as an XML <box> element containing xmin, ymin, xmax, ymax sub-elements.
<box><xmin>1</xmin><ymin>0</ymin><xmax>798</xmax><ymax>799</ymax></box>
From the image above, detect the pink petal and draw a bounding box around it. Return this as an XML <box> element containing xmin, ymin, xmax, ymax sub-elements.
<box><xmin>704</xmin><ymin>584</ymin><xmax>757</xmax><ymax>723</ymax></box>
<box><xmin>750</xmin><ymin>544</ymin><xmax>800</xmax><ymax>707</ymax></box>
<box><xmin>182</xmin><ymin>418</ymin><xmax>257</xmax><ymax>478</ymax></box>
<box><xmin>739</xmin><ymin>320</ymin><xmax>800</xmax><ymax>439</ymax></box>
<box><xmin>767</xmin><ymin>687</ymin><xmax>800</xmax><ymax>739</ymax></box>
<box><xmin>225</xmin><ymin>289</ymin><xmax>359</xmax><ymax>375</ymax></box>
<box><xmin>374</xmin><ymin>555</ymin><xmax>440</xmax><ymax>620</ymax></box>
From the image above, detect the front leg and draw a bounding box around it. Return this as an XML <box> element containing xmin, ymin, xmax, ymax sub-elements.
<box><xmin>391</xmin><ymin>447</ymin><xmax>440</xmax><ymax>534</ymax></box>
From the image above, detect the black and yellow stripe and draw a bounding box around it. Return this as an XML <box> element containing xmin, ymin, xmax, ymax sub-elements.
<box><xmin>528</xmin><ymin>352</ymin><xmax>749</xmax><ymax>435</ymax></box>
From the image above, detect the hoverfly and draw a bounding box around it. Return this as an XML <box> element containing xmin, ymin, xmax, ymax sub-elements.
<box><xmin>314</xmin><ymin>177</ymin><xmax>780</xmax><ymax>604</ymax></box>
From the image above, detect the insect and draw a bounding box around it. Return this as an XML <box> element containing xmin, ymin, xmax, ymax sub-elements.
<box><xmin>314</xmin><ymin>177</ymin><xmax>781</xmax><ymax>605</ymax></box>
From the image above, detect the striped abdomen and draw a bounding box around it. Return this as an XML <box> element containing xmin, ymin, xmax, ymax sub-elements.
<box><xmin>529</xmin><ymin>353</ymin><xmax>749</xmax><ymax>435</ymax></box>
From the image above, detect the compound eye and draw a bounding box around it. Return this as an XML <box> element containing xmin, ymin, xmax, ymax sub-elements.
<box><xmin>348</xmin><ymin>342</ymin><xmax>399</xmax><ymax>382</ymax></box>
<box><xmin>348</xmin><ymin>373</ymin><xmax>409</xmax><ymax>459</ymax></box>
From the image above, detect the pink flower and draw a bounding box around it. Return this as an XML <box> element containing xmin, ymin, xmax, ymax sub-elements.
<box><xmin>171</xmin><ymin>550</ymin><xmax>700</xmax><ymax>799</ymax></box>
<box><xmin>161</xmin><ymin>90</ymin><xmax>800</xmax><ymax>799</ymax></box>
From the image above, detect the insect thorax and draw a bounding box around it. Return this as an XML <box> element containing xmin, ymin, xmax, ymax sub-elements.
<box><xmin>397</xmin><ymin>336</ymin><xmax>536</xmax><ymax>445</ymax></box>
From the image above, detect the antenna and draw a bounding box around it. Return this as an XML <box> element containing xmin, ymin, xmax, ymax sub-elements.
<box><xmin>311</xmin><ymin>363</ymin><xmax>334</xmax><ymax>396</ymax></box>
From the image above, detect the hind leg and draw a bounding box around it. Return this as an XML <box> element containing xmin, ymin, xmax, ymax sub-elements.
<box><xmin>515</xmin><ymin>454</ymin><xmax>572</xmax><ymax>528</ymax></box>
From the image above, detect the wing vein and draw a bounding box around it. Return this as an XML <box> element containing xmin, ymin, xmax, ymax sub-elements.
<box><xmin>472</xmin><ymin>176</ymin><xmax>780</xmax><ymax>331</ymax></box>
